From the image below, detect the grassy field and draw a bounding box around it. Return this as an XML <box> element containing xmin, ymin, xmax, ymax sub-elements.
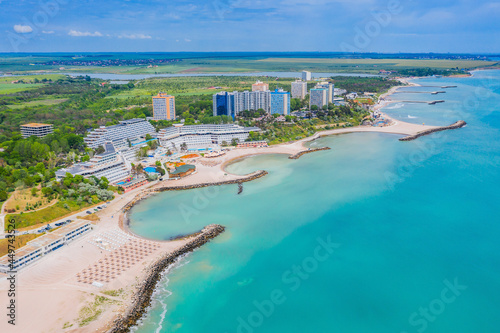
<box><xmin>0</xmin><ymin>83</ymin><xmax>46</xmax><ymax>94</ymax></box>
<box><xmin>122</xmin><ymin>57</ymin><xmax>498</xmax><ymax>74</ymax></box>
<box><xmin>0</xmin><ymin>233</ymin><xmax>43</xmax><ymax>257</ymax></box>
<box><xmin>5</xmin><ymin>200</ymin><xmax>98</xmax><ymax>231</ymax></box>
<box><xmin>1</xmin><ymin>55</ymin><xmax>498</xmax><ymax>75</ymax></box>
<box><xmin>104</xmin><ymin>88</ymin><xmax>152</xmax><ymax>99</ymax></box>
<box><xmin>257</xmin><ymin>58</ymin><xmax>498</xmax><ymax>68</ymax></box>
<box><xmin>106</xmin><ymin>75</ymin><xmax>299</xmax><ymax>99</ymax></box>
<box><xmin>6</xmin><ymin>98</ymin><xmax>69</xmax><ymax>109</ymax></box>
<box><xmin>0</xmin><ymin>74</ymin><xmax>66</xmax><ymax>95</ymax></box>
<box><xmin>4</xmin><ymin>188</ymin><xmax>57</xmax><ymax>212</ymax></box>
<box><xmin>0</xmin><ymin>74</ymin><xmax>65</xmax><ymax>84</ymax></box>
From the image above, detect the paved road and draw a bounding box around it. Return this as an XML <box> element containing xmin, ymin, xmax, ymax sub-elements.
<box><xmin>0</xmin><ymin>203</ymin><xmax>111</xmax><ymax>239</ymax></box>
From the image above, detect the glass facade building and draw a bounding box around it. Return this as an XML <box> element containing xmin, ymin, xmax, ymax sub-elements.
<box><xmin>213</xmin><ymin>92</ymin><xmax>235</xmax><ymax>118</ymax></box>
<box><xmin>270</xmin><ymin>89</ymin><xmax>291</xmax><ymax>115</ymax></box>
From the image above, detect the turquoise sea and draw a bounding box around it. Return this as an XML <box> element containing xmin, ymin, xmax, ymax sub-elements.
<box><xmin>128</xmin><ymin>70</ymin><xmax>500</xmax><ymax>333</ymax></box>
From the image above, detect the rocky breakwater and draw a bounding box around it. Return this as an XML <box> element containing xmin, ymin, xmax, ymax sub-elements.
<box><xmin>288</xmin><ymin>147</ymin><xmax>331</xmax><ymax>160</ymax></box>
<box><xmin>399</xmin><ymin>120</ymin><xmax>467</xmax><ymax>141</ymax></box>
<box><xmin>109</xmin><ymin>224</ymin><xmax>226</xmax><ymax>333</ymax></box>
<box><xmin>152</xmin><ymin>170</ymin><xmax>268</xmax><ymax>193</ymax></box>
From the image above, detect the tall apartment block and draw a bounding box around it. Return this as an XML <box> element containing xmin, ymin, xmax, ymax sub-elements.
<box><xmin>214</xmin><ymin>87</ymin><xmax>292</xmax><ymax>116</ymax></box>
<box><xmin>315</xmin><ymin>82</ymin><xmax>335</xmax><ymax>103</ymax></box>
<box><xmin>234</xmin><ymin>90</ymin><xmax>271</xmax><ymax>113</ymax></box>
<box><xmin>310</xmin><ymin>88</ymin><xmax>328</xmax><ymax>109</ymax></box>
<box><xmin>302</xmin><ymin>71</ymin><xmax>312</xmax><ymax>81</ymax></box>
<box><xmin>213</xmin><ymin>91</ymin><xmax>236</xmax><ymax>118</ymax></box>
<box><xmin>270</xmin><ymin>89</ymin><xmax>291</xmax><ymax>115</ymax></box>
<box><xmin>20</xmin><ymin>123</ymin><xmax>53</xmax><ymax>138</ymax></box>
<box><xmin>291</xmin><ymin>80</ymin><xmax>308</xmax><ymax>99</ymax></box>
<box><xmin>152</xmin><ymin>92</ymin><xmax>176</xmax><ymax>120</ymax></box>
<box><xmin>252</xmin><ymin>80</ymin><xmax>269</xmax><ymax>92</ymax></box>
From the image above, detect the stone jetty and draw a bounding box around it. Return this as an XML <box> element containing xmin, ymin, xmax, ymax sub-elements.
<box><xmin>288</xmin><ymin>147</ymin><xmax>331</xmax><ymax>159</ymax></box>
<box><xmin>152</xmin><ymin>170</ymin><xmax>268</xmax><ymax>193</ymax></box>
<box><xmin>122</xmin><ymin>170</ymin><xmax>268</xmax><ymax>215</ymax></box>
<box><xmin>109</xmin><ymin>224</ymin><xmax>226</xmax><ymax>333</ymax></box>
<box><xmin>399</xmin><ymin>120</ymin><xmax>467</xmax><ymax>141</ymax></box>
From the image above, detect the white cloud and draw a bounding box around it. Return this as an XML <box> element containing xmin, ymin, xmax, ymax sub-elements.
<box><xmin>68</xmin><ymin>30</ymin><xmax>103</xmax><ymax>37</ymax></box>
<box><xmin>42</xmin><ymin>30</ymin><xmax>55</xmax><ymax>34</ymax></box>
<box><xmin>184</xmin><ymin>38</ymin><xmax>192</xmax><ymax>42</ymax></box>
<box><xmin>14</xmin><ymin>25</ymin><xmax>33</xmax><ymax>33</ymax></box>
<box><xmin>119</xmin><ymin>33</ymin><xmax>152</xmax><ymax>39</ymax></box>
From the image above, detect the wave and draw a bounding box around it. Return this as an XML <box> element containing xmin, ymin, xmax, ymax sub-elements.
<box><xmin>385</xmin><ymin>103</ymin><xmax>404</xmax><ymax>110</ymax></box>
<box><xmin>407</xmin><ymin>115</ymin><xmax>418</xmax><ymax>119</ymax></box>
<box><xmin>130</xmin><ymin>253</ymin><xmax>192</xmax><ymax>333</ymax></box>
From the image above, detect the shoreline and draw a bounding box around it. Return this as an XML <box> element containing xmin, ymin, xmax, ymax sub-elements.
<box><xmin>0</xmin><ymin>75</ymin><xmax>469</xmax><ymax>333</ymax></box>
<box><xmin>109</xmin><ymin>224</ymin><xmax>225</xmax><ymax>333</ymax></box>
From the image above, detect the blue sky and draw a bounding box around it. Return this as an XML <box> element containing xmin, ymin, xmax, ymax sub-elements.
<box><xmin>1</xmin><ymin>0</ymin><xmax>499</xmax><ymax>53</ymax></box>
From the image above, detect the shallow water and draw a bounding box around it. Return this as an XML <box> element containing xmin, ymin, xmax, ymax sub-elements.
<box><xmin>128</xmin><ymin>70</ymin><xmax>500</xmax><ymax>333</ymax></box>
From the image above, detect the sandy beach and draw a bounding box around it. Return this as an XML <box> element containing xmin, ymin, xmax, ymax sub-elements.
<box><xmin>0</xmin><ymin>82</ymin><xmax>461</xmax><ymax>333</ymax></box>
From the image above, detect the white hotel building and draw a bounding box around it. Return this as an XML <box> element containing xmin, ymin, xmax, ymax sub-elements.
<box><xmin>291</xmin><ymin>80</ymin><xmax>308</xmax><ymax>99</ymax></box>
<box><xmin>234</xmin><ymin>90</ymin><xmax>271</xmax><ymax>114</ymax></box>
<box><xmin>84</xmin><ymin>118</ymin><xmax>156</xmax><ymax>149</ymax></box>
<box><xmin>0</xmin><ymin>220</ymin><xmax>92</xmax><ymax>273</ymax></box>
<box><xmin>158</xmin><ymin>124</ymin><xmax>261</xmax><ymax>150</ymax></box>
<box><xmin>56</xmin><ymin>142</ymin><xmax>130</xmax><ymax>183</ymax></box>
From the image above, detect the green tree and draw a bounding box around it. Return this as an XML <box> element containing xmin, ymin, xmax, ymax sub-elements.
<box><xmin>41</xmin><ymin>187</ymin><xmax>53</xmax><ymax>197</ymax></box>
<box><xmin>95</xmin><ymin>146</ymin><xmax>105</xmax><ymax>155</ymax></box>
<box><xmin>35</xmin><ymin>162</ymin><xmax>46</xmax><ymax>174</ymax></box>
<box><xmin>156</xmin><ymin>166</ymin><xmax>166</xmax><ymax>176</ymax></box>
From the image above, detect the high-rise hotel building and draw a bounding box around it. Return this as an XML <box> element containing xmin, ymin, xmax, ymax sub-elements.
<box><xmin>213</xmin><ymin>87</ymin><xmax>291</xmax><ymax>116</ymax></box>
<box><xmin>315</xmin><ymin>82</ymin><xmax>335</xmax><ymax>103</ymax></box>
<box><xmin>153</xmin><ymin>92</ymin><xmax>176</xmax><ymax>120</ymax></box>
<box><xmin>270</xmin><ymin>89</ymin><xmax>291</xmax><ymax>115</ymax></box>
<box><xmin>302</xmin><ymin>71</ymin><xmax>312</xmax><ymax>81</ymax></box>
<box><xmin>291</xmin><ymin>80</ymin><xmax>308</xmax><ymax>99</ymax></box>
<box><xmin>213</xmin><ymin>91</ymin><xmax>236</xmax><ymax>118</ymax></box>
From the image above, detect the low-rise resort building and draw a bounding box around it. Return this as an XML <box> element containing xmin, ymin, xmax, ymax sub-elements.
<box><xmin>169</xmin><ymin>164</ymin><xmax>196</xmax><ymax>178</ymax></box>
<box><xmin>236</xmin><ymin>141</ymin><xmax>269</xmax><ymax>148</ymax></box>
<box><xmin>84</xmin><ymin>118</ymin><xmax>156</xmax><ymax>149</ymax></box>
<box><xmin>0</xmin><ymin>220</ymin><xmax>92</xmax><ymax>273</ymax></box>
<box><xmin>56</xmin><ymin>141</ymin><xmax>130</xmax><ymax>183</ymax></box>
<box><xmin>20</xmin><ymin>123</ymin><xmax>53</xmax><ymax>138</ymax></box>
<box><xmin>116</xmin><ymin>177</ymin><xmax>149</xmax><ymax>193</ymax></box>
<box><xmin>158</xmin><ymin>123</ymin><xmax>261</xmax><ymax>151</ymax></box>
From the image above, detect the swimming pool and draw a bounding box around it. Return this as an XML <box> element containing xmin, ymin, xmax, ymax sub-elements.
<box><xmin>144</xmin><ymin>167</ymin><xmax>157</xmax><ymax>173</ymax></box>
